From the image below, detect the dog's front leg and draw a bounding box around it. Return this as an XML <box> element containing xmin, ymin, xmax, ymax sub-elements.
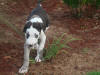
<box><xmin>35</xmin><ymin>30</ymin><xmax>46</xmax><ymax>62</ymax></box>
<box><xmin>19</xmin><ymin>44</ymin><xmax>30</xmax><ymax>73</ymax></box>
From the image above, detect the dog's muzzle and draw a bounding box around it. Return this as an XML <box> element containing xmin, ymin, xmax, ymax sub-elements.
<box><xmin>28</xmin><ymin>43</ymin><xmax>38</xmax><ymax>49</ymax></box>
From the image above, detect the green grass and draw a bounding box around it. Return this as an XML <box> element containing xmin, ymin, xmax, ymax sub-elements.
<box><xmin>30</xmin><ymin>33</ymin><xmax>81</xmax><ymax>63</ymax></box>
<box><xmin>29</xmin><ymin>57</ymin><xmax>35</xmax><ymax>64</ymax></box>
<box><xmin>86</xmin><ymin>72</ymin><xmax>100</xmax><ymax>75</ymax></box>
<box><xmin>44</xmin><ymin>34</ymin><xmax>66</xmax><ymax>59</ymax></box>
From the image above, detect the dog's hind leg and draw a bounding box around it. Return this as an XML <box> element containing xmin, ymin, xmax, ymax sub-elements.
<box><xmin>19</xmin><ymin>44</ymin><xmax>30</xmax><ymax>73</ymax></box>
<box><xmin>35</xmin><ymin>30</ymin><xmax>46</xmax><ymax>62</ymax></box>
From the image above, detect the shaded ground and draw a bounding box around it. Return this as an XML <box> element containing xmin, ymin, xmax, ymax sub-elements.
<box><xmin>0</xmin><ymin>0</ymin><xmax>100</xmax><ymax>75</ymax></box>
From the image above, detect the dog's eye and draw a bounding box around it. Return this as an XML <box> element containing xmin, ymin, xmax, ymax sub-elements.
<box><xmin>26</xmin><ymin>33</ymin><xmax>30</xmax><ymax>38</ymax></box>
<box><xmin>34</xmin><ymin>34</ymin><xmax>38</xmax><ymax>38</ymax></box>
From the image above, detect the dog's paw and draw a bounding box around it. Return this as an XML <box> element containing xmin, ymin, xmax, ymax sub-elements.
<box><xmin>35</xmin><ymin>56</ymin><xmax>42</xmax><ymax>62</ymax></box>
<box><xmin>19</xmin><ymin>66</ymin><xmax>28</xmax><ymax>73</ymax></box>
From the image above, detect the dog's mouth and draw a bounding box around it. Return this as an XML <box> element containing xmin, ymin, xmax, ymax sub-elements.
<box><xmin>29</xmin><ymin>45</ymin><xmax>33</xmax><ymax>47</ymax></box>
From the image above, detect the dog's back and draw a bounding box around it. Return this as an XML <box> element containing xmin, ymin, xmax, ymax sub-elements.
<box><xmin>27</xmin><ymin>1</ymin><xmax>49</xmax><ymax>29</ymax></box>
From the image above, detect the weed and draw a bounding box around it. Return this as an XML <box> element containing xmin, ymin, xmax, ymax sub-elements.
<box><xmin>86</xmin><ymin>72</ymin><xmax>100</xmax><ymax>75</ymax></box>
<box><xmin>44</xmin><ymin>33</ymin><xmax>66</xmax><ymax>59</ymax></box>
<box><xmin>29</xmin><ymin>57</ymin><xmax>35</xmax><ymax>64</ymax></box>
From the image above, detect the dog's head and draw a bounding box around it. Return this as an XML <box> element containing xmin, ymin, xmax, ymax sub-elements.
<box><xmin>23</xmin><ymin>22</ymin><xmax>43</xmax><ymax>48</ymax></box>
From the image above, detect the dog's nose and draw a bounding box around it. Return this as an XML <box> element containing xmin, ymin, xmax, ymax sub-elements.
<box><xmin>29</xmin><ymin>44</ymin><xmax>33</xmax><ymax>47</ymax></box>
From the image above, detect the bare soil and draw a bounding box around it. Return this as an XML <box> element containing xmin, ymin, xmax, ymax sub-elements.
<box><xmin>0</xmin><ymin>0</ymin><xmax>100</xmax><ymax>75</ymax></box>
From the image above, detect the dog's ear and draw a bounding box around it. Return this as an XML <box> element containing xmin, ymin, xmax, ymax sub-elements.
<box><xmin>23</xmin><ymin>22</ymin><xmax>32</xmax><ymax>33</ymax></box>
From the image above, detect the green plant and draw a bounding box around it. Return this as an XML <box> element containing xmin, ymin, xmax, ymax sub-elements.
<box><xmin>44</xmin><ymin>34</ymin><xmax>66</xmax><ymax>59</ymax></box>
<box><xmin>63</xmin><ymin>0</ymin><xmax>100</xmax><ymax>18</ymax></box>
<box><xmin>29</xmin><ymin>57</ymin><xmax>35</xmax><ymax>64</ymax></box>
<box><xmin>63</xmin><ymin>0</ymin><xmax>79</xmax><ymax>8</ymax></box>
<box><xmin>86</xmin><ymin>72</ymin><xmax>100</xmax><ymax>75</ymax></box>
<box><xmin>44</xmin><ymin>34</ymin><xmax>81</xmax><ymax>60</ymax></box>
<box><xmin>96</xmin><ymin>0</ymin><xmax>100</xmax><ymax>8</ymax></box>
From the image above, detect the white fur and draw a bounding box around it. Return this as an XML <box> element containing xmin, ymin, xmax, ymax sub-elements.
<box><xmin>30</xmin><ymin>17</ymin><xmax>43</xmax><ymax>23</ymax></box>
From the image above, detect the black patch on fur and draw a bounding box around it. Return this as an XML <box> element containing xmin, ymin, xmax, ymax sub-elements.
<box><xmin>23</xmin><ymin>21</ymin><xmax>45</xmax><ymax>33</ymax></box>
<box><xmin>32</xmin><ymin>23</ymin><xmax>43</xmax><ymax>32</ymax></box>
<box><xmin>34</xmin><ymin>33</ymin><xmax>38</xmax><ymax>38</ymax></box>
<box><xmin>38</xmin><ymin>38</ymin><xmax>41</xmax><ymax>45</ymax></box>
<box><xmin>26</xmin><ymin>33</ymin><xmax>30</xmax><ymax>38</ymax></box>
<box><xmin>23</xmin><ymin>22</ymin><xmax>32</xmax><ymax>32</ymax></box>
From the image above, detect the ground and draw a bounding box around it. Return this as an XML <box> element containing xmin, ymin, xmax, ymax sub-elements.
<box><xmin>0</xmin><ymin>0</ymin><xmax>100</xmax><ymax>75</ymax></box>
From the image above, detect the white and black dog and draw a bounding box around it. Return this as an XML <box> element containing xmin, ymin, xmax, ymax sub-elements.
<box><xmin>19</xmin><ymin>0</ymin><xmax>49</xmax><ymax>73</ymax></box>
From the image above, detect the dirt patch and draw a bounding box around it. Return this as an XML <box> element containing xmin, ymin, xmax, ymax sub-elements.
<box><xmin>0</xmin><ymin>43</ymin><xmax>23</xmax><ymax>75</ymax></box>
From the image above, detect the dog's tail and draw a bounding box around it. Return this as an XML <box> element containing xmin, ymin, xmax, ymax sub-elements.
<box><xmin>37</xmin><ymin>0</ymin><xmax>42</xmax><ymax>6</ymax></box>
